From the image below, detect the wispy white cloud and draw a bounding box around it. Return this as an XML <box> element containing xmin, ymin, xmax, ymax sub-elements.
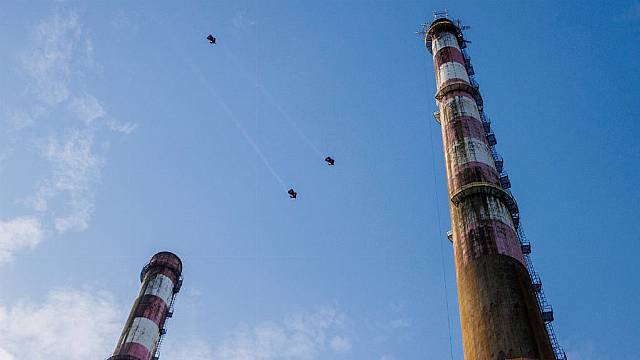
<box><xmin>68</xmin><ymin>93</ymin><xmax>106</xmax><ymax>125</ymax></box>
<box><xmin>0</xmin><ymin>288</ymin><xmax>121</xmax><ymax>360</ymax></box>
<box><xmin>0</xmin><ymin>217</ymin><xmax>43</xmax><ymax>264</ymax></box>
<box><xmin>105</xmin><ymin>118</ymin><xmax>137</xmax><ymax>135</ymax></box>
<box><xmin>6</xmin><ymin>110</ymin><xmax>34</xmax><ymax>130</ymax></box>
<box><xmin>19</xmin><ymin>11</ymin><xmax>131</xmax><ymax>137</ymax></box>
<box><xmin>390</xmin><ymin>318</ymin><xmax>411</xmax><ymax>329</ymax></box>
<box><xmin>37</xmin><ymin>130</ymin><xmax>102</xmax><ymax>233</ymax></box>
<box><xmin>329</xmin><ymin>335</ymin><xmax>352</xmax><ymax>352</ymax></box>
<box><xmin>0</xmin><ymin>296</ymin><xmax>354</xmax><ymax>360</ymax></box>
<box><xmin>164</xmin><ymin>307</ymin><xmax>352</xmax><ymax>360</ymax></box>
<box><xmin>2</xmin><ymin>10</ymin><xmax>138</xmax><ymax>257</ymax></box>
<box><xmin>164</xmin><ymin>340</ymin><xmax>214</xmax><ymax>360</ymax></box>
<box><xmin>21</xmin><ymin>13</ymin><xmax>79</xmax><ymax>106</ymax></box>
<box><xmin>68</xmin><ymin>94</ymin><xmax>137</xmax><ymax>134</ymax></box>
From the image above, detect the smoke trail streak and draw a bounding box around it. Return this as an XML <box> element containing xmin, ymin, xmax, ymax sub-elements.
<box><xmin>191</xmin><ymin>63</ymin><xmax>287</xmax><ymax>190</ymax></box>
<box><xmin>258</xmin><ymin>85</ymin><xmax>324</xmax><ymax>158</ymax></box>
<box><xmin>219</xmin><ymin>43</ymin><xmax>325</xmax><ymax>159</ymax></box>
<box><xmin>168</xmin><ymin>35</ymin><xmax>288</xmax><ymax>191</ymax></box>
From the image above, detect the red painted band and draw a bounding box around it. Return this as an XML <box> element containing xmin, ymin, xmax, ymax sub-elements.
<box><xmin>444</xmin><ymin>116</ymin><xmax>487</xmax><ymax>145</ymax></box>
<box><xmin>149</xmin><ymin>253</ymin><xmax>182</xmax><ymax>273</ymax></box>
<box><xmin>144</xmin><ymin>268</ymin><xmax>179</xmax><ymax>285</ymax></box>
<box><xmin>434</xmin><ymin>47</ymin><xmax>465</xmax><ymax>68</ymax></box>
<box><xmin>117</xmin><ymin>342</ymin><xmax>151</xmax><ymax>360</ymax></box>
<box><xmin>449</xmin><ymin>161</ymin><xmax>500</xmax><ymax>191</ymax></box>
<box><xmin>439</xmin><ymin>78</ymin><xmax>470</xmax><ymax>89</ymax></box>
<box><xmin>455</xmin><ymin>219</ymin><xmax>524</xmax><ymax>266</ymax></box>
<box><xmin>133</xmin><ymin>294</ymin><xmax>168</xmax><ymax>326</ymax></box>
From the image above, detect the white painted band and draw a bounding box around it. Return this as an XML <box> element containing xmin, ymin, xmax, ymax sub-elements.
<box><xmin>457</xmin><ymin>195</ymin><xmax>515</xmax><ymax>229</ymax></box>
<box><xmin>124</xmin><ymin>317</ymin><xmax>160</xmax><ymax>352</ymax></box>
<box><xmin>448</xmin><ymin>137</ymin><xmax>495</xmax><ymax>169</ymax></box>
<box><xmin>437</xmin><ymin>62</ymin><xmax>470</xmax><ymax>87</ymax></box>
<box><xmin>432</xmin><ymin>32</ymin><xmax>459</xmax><ymax>53</ymax></box>
<box><xmin>441</xmin><ymin>96</ymin><xmax>480</xmax><ymax>123</ymax></box>
<box><xmin>143</xmin><ymin>274</ymin><xmax>174</xmax><ymax>306</ymax></box>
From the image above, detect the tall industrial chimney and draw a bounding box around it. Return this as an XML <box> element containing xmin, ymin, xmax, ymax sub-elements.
<box><xmin>422</xmin><ymin>12</ymin><xmax>565</xmax><ymax>359</ymax></box>
<box><xmin>108</xmin><ymin>252</ymin><xmax>183</xmax><ymax>360</ymax></box>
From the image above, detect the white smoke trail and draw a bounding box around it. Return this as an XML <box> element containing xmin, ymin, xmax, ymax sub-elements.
<box><xmin>257</xmin><ymin>84</ymin><xmax>324</xmax><ymax>158</ymax></box>
<box><xmin>219</xmin><ymin>43</ymin><xmax>325</xmax><ymax>159</ymax></box>
<box><xmin>168</xmin><ymin>34</ymin><xmax>288</xmax><ymax>191</ymax></box>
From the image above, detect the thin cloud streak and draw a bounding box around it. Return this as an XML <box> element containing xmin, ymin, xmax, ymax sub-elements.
<box><xmin>26</xmin><ymin>130</ymin><xmax>102</xmax><ymax>233</ymax></box>
<box><xmin>21</xmin><ymin>12</ymin><xmax>79</xmax><ymax>106</ymax></box>
<box><xmin>45</xmin><ymin>130</ymin><xmax>102</xmax><ymax>233</ymax></box>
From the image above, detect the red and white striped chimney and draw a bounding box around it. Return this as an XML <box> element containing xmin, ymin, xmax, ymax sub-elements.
<box><xmin>423</xmin><ymin>15</ymin><xmax>559</xmax><ymax>359</ymax></box>
<box><xmin>108</xmin><ymin>252</ymin><xmax>183</xmax><ymax>360</ymax></box>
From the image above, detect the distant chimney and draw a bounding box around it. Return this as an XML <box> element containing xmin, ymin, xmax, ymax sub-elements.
<box><xmin>108</xmin><ymin>252</ymin><xmax>183</xmax><ymax>360</ymax></box>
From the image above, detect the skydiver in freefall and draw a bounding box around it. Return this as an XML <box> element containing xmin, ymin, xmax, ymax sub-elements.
<box><xmin>325</xmin><ymin>156</ymin><xmax>335</xmax><ymax>166</ymax></box>
<box><xmin>288</xmin><ymin>189</ymin><xmax>297</xmax><ymax>199</ymax></box>
<box><xmin>207</xmin><ymin>34</ymin><xmax>216</xmax><ymax>44</ymax></box>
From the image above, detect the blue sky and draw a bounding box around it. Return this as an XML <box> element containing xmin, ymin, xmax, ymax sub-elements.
<box><xmin>0</xmin><ymin>1</ymin><xmax>639</xmax><ymax>359</ymax></box>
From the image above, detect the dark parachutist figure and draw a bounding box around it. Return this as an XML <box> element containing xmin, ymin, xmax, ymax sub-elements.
<box><xmin>325</xmin><ymin>156</ymin><xmax>335</xmax><ymax>166</ymax></box>
<box><xmin>288</xmin><ymin>189</ymin><xmax>297</xmax><ymax>199</ymax></box>
<box><xmin>207</xmin><ymin>34</ymin><xmax>216</xmax><ymax>44</ymax></box>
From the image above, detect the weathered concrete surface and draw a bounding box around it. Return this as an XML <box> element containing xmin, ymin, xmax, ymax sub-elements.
<box><xmin>456</xmin><ymin>254</ymin><xmax>555</xmax><ymax>360</ymax></box>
